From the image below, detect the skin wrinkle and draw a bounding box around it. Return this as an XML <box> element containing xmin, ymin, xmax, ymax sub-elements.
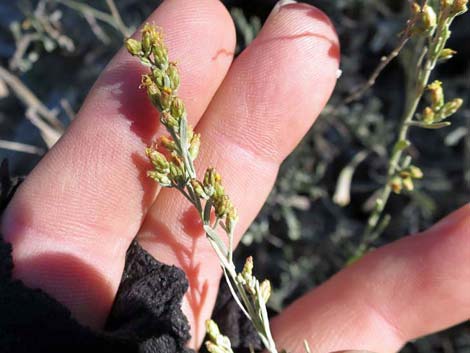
<box><xmin>18</xmin><ymin>99</ymin><xmax>145</xmax><ymax>240</ymax></box>
<box><xmin>359</xmin><ymin>295</ymin><xmax>407</xmax><ymax>347</ymax></box>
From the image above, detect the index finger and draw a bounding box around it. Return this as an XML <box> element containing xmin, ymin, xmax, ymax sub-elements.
<box><xmin>1</xmin><ymin>0</ymin><xmax>235</xmax><ymax>328</ymax></box>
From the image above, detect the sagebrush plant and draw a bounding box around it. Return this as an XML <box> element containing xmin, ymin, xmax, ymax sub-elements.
<box><xmin>353</xmin><ymin>0</ymin><xmax>468</xmax><ymax>260</ymax></box>
<box><xmin>125</xmin><ymin>24</ymin><xmax>279</xmax><ymax>353</ymax></box>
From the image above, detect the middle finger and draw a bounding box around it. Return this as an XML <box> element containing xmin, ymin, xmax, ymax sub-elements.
<box><xmin>137</xmin><ymin>2</ymin><xmax>340</xmax><ymax>346</ymax></box>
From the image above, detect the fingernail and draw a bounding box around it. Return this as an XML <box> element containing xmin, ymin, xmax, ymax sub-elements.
<box><xmin>269</xmin><ymin>0</ymin><xmax>298</xmax><ymax>17</ymax></box>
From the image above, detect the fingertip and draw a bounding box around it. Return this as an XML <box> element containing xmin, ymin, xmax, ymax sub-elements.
<box><xmin>212</xmin><ymin>1</ymin><xmax>340</xmax><ymax>163</ymax></box>
<box><xmin>266</xmin><ymin>1</ymin><xmax>340</xmax><ymax>64</ymax></box>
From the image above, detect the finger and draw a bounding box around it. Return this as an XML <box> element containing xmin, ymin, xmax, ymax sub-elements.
<box><xmin>272</xmin><ymin>204</ymin><xmax>470</xmax><ymax>353</ymax></box>
<box><xmin>137</xmin><ymin>1</ymin><xmax>340</xmax><ymax>346</ymax></box>
<box><xmin>1</xmin><ymin>0</ymin><xmax>235</xmax><ymax>328</ymax></box>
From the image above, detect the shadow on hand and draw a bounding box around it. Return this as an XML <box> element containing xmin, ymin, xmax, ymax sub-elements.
<box><xmin>12</xmin><ymin>251</ymin><xmax>114</xmax><ymax>329</ymax></box>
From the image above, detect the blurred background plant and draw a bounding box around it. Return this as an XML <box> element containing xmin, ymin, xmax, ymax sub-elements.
<box><xmin>0</xmin><ymin>1</ymin><xmax>468</xmax><ymax>352</ymax></box>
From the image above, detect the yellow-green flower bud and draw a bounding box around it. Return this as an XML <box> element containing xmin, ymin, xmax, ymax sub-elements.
<box><xmin>189</xmin><ymin>133</ymin><xmax>201</xmax><ymax>160</ymax></box>
<box><xmin>168</xmin><ymin>63</ymin><xmax>180</xmax><ymax>91</ymax></box>
<box><xmin>190</xmin><ymin>179</ymin><xmax>208</xmax><ymax>199</ymax></box>
<box><xmin>214</xmin><ymin>194</ymin><xmax>231</xmax><ymax>218</ymax></box>
<box><xmin>152</xmin><ymin>69</ymin><xmax>165</xmax><ymax>89</ymax></box>
<box><xmin>409</xmin><ymin>165</ymin><xmax>424</xmax><ymax>179</ymax></box>
<box><xmin>421</xmin><ymin>5</ymin><xmax>437</xmax><ymax>29</ymax></box>
<box><xmin>236</xmin><ymin>273</ymin><xmax>245</xmax><ymax>286</ymax></box>
<box><xmin>422</xmin><ymin>106</ymin><xmax>435</xmax><ymax>124</ymax></box>
<box><xmin>146</xmin><ymin>83</ymin><xmax>162</xmax><ymax>108</ymax></box>
<box><xmin>440</xmin><ymin>0</ymin><xmax>453</xmax><ymax>8</ymax></box>
<box><xmin>160</xmin><ymin>136</ymin><xmax>177</xmax><ymax>152</ymax></box>
<box><xmin>205</xmin><ymin>321</ymin><xmax>219</xmax><ymax>342</ymax></box>
<box><xmin>145</xmin><ymin>148</ymin><xmax>169</xmax><ymax>173</ymax></box>
<box><xmin>399</xmin><ymin>170</ymin><xmax>411</xmax><ymax>179</ymax></box>
<box><xmin>159</xmin><ymin>90</ymin><xmax>172</xmax><ymax>111</ymax></box>
<box><xmin>205</xmin><ymin>320</ymin><xmax>221</xmax><ymax>342</ymax></box>
<box><xmin>427</xmin><ymin>80</ymin><xmax>444</xmax><ymax>110</ymax></box>
<box><xmin>225</xmin><ymin>206</ymin><xmax>238</xmax><ymax>234</ymax></box>
<box><xmin>204</xmin><ymin>168</ymin><xmax>222</xmax><ymax>188</ymax></box>
<box><xmin>142</xmin><ymin>32</ymin><xmax>152</xmax><ymax>56</ymax></box>
<box><xmin>244</xmin><ymin>277</ymin><xmax>256</xmax><ymax>296</ymax></box>
<box><xmin>452</xmin><ymin>0</ymin><xmax>468</xmax><ymax>14</ymax></box>
<box><xmin>153</xmin><ymin>44</ymin><xmax>168</xmax><ymax>66</ymax></box>
<box><xmin>140</xmin><ymin>74</ymin><xmax>153</xmax><ymax>88</ymax></box>
<box><xmin>411</xmin><ymin>2</ymin><xmax>421</xmax><ymax>15</ymax></box>
<box><xmin>186</xmin><ymin>125</ymin><xmax>194</xmax><ymax>141</ymax></box>
<box><xmin>125</xmin><ymin>38</ymin><xmax>142</xmax><ymax>56</ymax></box>
<box><xmin>439</xmin><ymin>48</ymin><xmax>457</xmax><ymax>60</ymax></box>
<box><xmin>213</xmin><ymin>183</ymin><xmax>225</xmax><ymax>198</ymax></box>
<box><xmin>170</xmin><ymin>97</ymin><xmax>185</xmax><ymax>119</ymax></box>
<box><xmin>205</xmin><ymin>342</ymin><xmax>225</xmax><ymax>353</ymax></box>
<box><xmin>146</xmin><ymin>82</ymin><xmax>159</xmax><ymax>97</ymax></box>
<box><xmin>169</xmin><ymin>161</ymin><xmax>184</xmax><ymax>184</ymax></box>
<box><xmin>260</xmin><ymin>279</ymin><xmax>271</xmax><ymax>304</ymax></box>
<box><xmin>441</xmin><ymin>98</ymin><xmax>463</xmax><ymax>118</ymax></box>
<box><xmin>147</xmin><ymin>170</ymin><xmax>171</xmax><ymax>186</ymax></box>
<box><xmin>402</xmin><ymin>177</ymin><xmax>414</xmax><ymax>191</ymax></box>
<box><xmin>141</xmin><ymin>23</ymin><xmax>163</xmax><ymax>55</ymax></box>
<box><xmin>390</xmin><ymin>176</ymin><xmax>403</xmax><ymax>194</ymax></box>
<box><xmin>161</xmin><ymin>112</ymin><xmax>179</xmax><ymax>128</ymax></box>
<box><xmin>242</xmin><ymin>256</ymin><xmax>253</xmax><ymax>278</ymax></box>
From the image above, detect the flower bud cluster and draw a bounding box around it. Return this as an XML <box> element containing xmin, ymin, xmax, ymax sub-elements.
<box><xmin>236</xmin><ymin>256</ymin><xmax>272</xmax><ymax>304</ymax></box>
<box><xmin>441</xmin><ymin>0</ymin><xmax>468</xmax><ymax>15</ymax></box>
<box><xmin>205</xmin><ymin>320</ymin><xmax>234</xmax><ymax>353</ymax></box>
<box><xmin>420</xmin><ymin>80</ymin><xmax>463</xmax><ymax>126</ymax></box>
<box><xmin>390</xmin><ymin>165</ymin><xmax>423</xmax><ymax>194</ymax></box>
<box><xmin>411</xmin><ymin>0</ymin><xmax>468</xmax><ymax>36</ymax></box>
<box><xmin>145</xmin><ymin>128</ymin><xmax>202</xmax><ymax>187</ymax></box>
<box><xmin>146</xmin><ymin>145</ymin><xmax>186</xmax><ymax>187</ymax></box>
<box><xmin>192</xmin><ymin>167</ymin><xmax>239</xmax><ymax>233</ymax></box>
<box><xmin>125</xmin><ymin>24</ymin><xmax>184</xmax><ymax>131</ymax></box>
<box><xmin>411</xmin><ymin>3</ymin><xmax>437</xmax><ymax>34</ymax></box>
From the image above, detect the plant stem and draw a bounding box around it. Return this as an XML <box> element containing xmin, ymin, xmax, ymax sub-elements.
<box><xmin>355</xmin><ymin>10</ymin><xmax>455</xmax><ymax>258</ymax></box>
<box><xmin>173</xmin><ymin>115</ymin><xmax>278</xmax><ymax>353</ymax></box>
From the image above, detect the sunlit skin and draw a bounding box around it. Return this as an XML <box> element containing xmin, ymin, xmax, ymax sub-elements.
<box><xmin>1</xmin><ymin>1</ymin><xmax>469</xmax><ymax>352</ymax></box>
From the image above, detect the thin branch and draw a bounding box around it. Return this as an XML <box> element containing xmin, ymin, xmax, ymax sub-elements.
<box><xmin>105</xmin><ymin>0</ymin><xmax>130</xmax><ymax>37</ymax></box>
<box><xmin>60</xmin><ymin>98</ymin><xmax>76</xmax><ymax>121</ymax></box>
<box><xmin>83</xmin><ymin>11</ymin><xmax>111</xmax><ymax>44</ymax></box>
<box><xmin>345</xmin><ymin>18</ymin><xmax>416</xmax><ymax>104</ymax></box>
<box><xmin>0</xmin><ymin>140</ymin><xmax>45</xmax><ymax>155</ymax></box>
<box><xmin>26</xmin><ymin>108</ymin><xmax>62</xmax><ymax>148</ymax></box>
<box><xmin>9</xmin><ymin>33</ymin><xmax>41</xmax><ymax>71</ymax></box>
<box><xmin>0</xmin><ymin>65</ymin><xmax>64</xmax><ymax>132</ymax></box>
<box><xmin>54</xmin><ymin>0</ymin><xmax>126</xmax><ymax>36</ymax></box>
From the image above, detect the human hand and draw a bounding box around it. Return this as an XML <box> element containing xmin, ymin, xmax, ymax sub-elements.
<box><xmin>2</xmin><ymin>1</ymin><xmax>469</xmax><ymax>352</ymax></box>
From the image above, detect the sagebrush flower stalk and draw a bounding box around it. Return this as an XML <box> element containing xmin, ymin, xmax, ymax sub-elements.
<box><xmin>355</xmin><ymin>0</ymin><xmax>467</xmax><ymax>259</ymax></box>
<box><xmin>125</xmin><ymin>24</ymin><xmax>278</xmax><ymax>353</ymax></box>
